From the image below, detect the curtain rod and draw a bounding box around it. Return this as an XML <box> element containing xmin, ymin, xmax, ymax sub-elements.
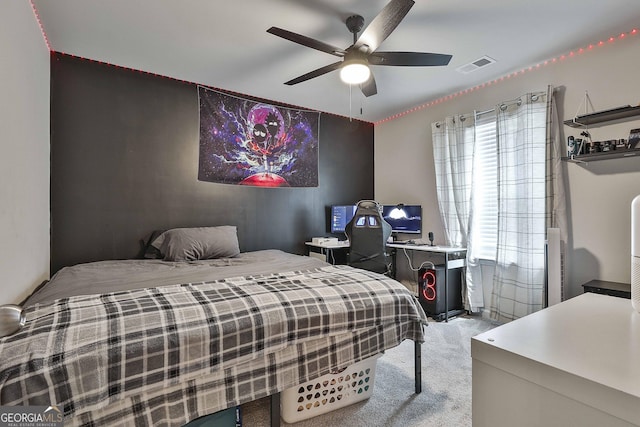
<box><xmin>434</xmin><ymin>90</ymin><xmax>547</xmax><ymax>127</ymax></box>
<box><xmin>442</xmin><ymin>91</ymin><xmax>547</xmax><ymax>122</ymax></box>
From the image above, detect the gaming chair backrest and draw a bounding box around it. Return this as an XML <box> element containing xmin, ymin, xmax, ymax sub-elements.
<box><xmin>345</xmin><ymin>200</ymin><xmax>392</xmax><ymax>274</ymax></box>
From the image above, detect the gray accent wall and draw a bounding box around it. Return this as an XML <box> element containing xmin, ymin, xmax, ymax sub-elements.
<box><xmin>50</xmin><ymin>53</ymin><xmax>374</xmax><ymax>273</ymax></box>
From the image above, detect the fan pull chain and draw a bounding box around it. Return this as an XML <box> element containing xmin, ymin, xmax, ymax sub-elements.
<box><xmin>349</xmin><ymin>84</ymin><xmax>353</xmax><ymax>122</ymax></box>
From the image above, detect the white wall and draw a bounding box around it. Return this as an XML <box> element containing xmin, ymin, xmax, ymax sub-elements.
<box><xmin>0</xmin><ymin>2</ymin><xmax>50</xmax><ymax>305</ymax></box>
<box><xmin>375</xmin><ymin>35</ymin><xmax>640</xmax><ymax>299</ymax></box>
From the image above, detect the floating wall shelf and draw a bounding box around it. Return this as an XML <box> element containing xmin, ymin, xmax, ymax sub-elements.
<box><xmin>562</xmin><ymin>149</ymin><xmax>640</xmax><ymax>164</ymax></box>
<box><xmin>563</xmin><ymin>105</ymin><xmax>640</xmax><ymax>128</ymax></box>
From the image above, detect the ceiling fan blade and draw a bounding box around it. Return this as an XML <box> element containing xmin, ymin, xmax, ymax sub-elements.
<box><xmin>369</xmin><ymin>51</ymin><xmax>452</xmax><ymax>66</ymax></box>
<box><xmin>354</xmin><ymin>0</ymin><xmax>415</xmax><ymax>53</ymax></box>
<box><xmin>267</xmin><ymin>27</ymin><xmax>345</xmax><ymax>57</ymax></box>
<box><xmin>360</xmin><ymin>74</ymin><xmax>377</xmax><ymax>97</ymax></box>
<box><xmin>284</xmin><ymin>61</ymin><xmax>343</xmax><ymax>85</ymax></box>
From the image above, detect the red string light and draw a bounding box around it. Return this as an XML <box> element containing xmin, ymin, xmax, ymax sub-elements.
<box><xmin>25</xmin><ymin>2</ymin><xmax>637</xmax><ymax>126</ymax></box>
<box><xmin>29</xmin><ymin>0</ymin><xmax>51</xmax><ymax>51</ymax></box>
<box><xmin>376</xmin><ymin>27</ymin><xmax>639</xmax><ymax>125</ymax></box>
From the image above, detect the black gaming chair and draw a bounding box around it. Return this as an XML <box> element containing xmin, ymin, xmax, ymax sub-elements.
<box><xmin>345</xmin><ymin>200</ymin><xmax>392</xmax><ymax>274</ymax></box>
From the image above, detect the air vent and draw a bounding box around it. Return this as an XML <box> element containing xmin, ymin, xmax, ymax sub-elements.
<box><xmin>456</xmin><ymin>56</ymin><xmax>496</xmax><ymax>74</ymax></box>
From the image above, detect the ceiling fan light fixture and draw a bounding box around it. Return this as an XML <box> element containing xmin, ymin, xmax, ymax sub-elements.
<box><xmin>340</xmin><ymin>60</ymin><xmax>370</xmax><ymax>85</ymax></box>
<box><xmin>267</xmin><ymin>0</ymin><xmax>452</xmax><ymax>97</ymax></box>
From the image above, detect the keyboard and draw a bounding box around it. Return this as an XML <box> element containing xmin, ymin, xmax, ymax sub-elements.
<box><xmin>392</xmin><ymin>240</ymin><xmax>421</xmax><ymax>245</ymax></box>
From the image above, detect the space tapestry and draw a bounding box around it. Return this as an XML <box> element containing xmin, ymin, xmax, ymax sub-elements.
<box><xmin>198</xmin><ymin>86</ymin><xmax>320</xmax><ymax>187</ymax></box>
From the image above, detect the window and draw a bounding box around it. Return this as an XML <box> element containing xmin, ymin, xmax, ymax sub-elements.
<box><xmin>470</xmin><ymin>111</ymin><xmax>497</xmax><ymax>261</ymax></box>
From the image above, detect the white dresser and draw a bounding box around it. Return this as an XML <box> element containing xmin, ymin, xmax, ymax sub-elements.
<box><xmin>472</xmin><ymin>293</ymin><xmax>640</xmax><ymax>427</ymax></box>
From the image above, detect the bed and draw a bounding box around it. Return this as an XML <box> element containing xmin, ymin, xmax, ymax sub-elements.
<box><xmin>0</xmin><ymin>227</ymin><xmax>428</xmax><ymax>426</ymax></box>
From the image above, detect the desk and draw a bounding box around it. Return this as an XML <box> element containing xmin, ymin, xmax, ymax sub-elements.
<box><xmin>472</xmin><ymin>293</ymin><xmax>640</xmax><ymax>427</ymax></box>
<box><xmin>387</xmin><ymin>243</ymin><xmax>467</xmax><ymax>322</ymax></box>
<box><xmin>305</xmin><ymin>240</ymin><xmax>349</xmax><ymax>264</ymax></box>
<box><xmin>306</xmin><ymin>241</ymin><xmax>467</xmax><ymax>322</ymax></box>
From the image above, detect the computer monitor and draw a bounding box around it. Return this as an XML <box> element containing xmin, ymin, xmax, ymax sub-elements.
<box><xmin>330</xmin><ymin>205</ymin><xmax>357</xmax><ymax>234</ymax></box>
<box><xmin>381</xmin><ymin>204</ymin><xmax>422</xmax><ymax>234</ymax></box>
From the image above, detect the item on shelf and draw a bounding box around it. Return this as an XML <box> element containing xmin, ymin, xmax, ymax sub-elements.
<box><xmin>628</xmin><ymin>128</ymin><xmax>640</xmax><ymax>149</ymax></box>
<box><xmin>567</xmin><ymin>136</ymin><xmax>576</xmax><ymax>157</ymax></box>
<box><xmin>593</xmin><ymin>142</ymin><xmax>602</xmax><ymax>153</ymax></box>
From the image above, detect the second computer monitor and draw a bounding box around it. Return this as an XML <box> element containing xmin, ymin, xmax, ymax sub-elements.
<box><xmin>330</xmin><ymin>205</ymin><xmax>357</xmax><ymax>234</ymax></box>
<box><xmin>382</xmin><ymin>204</ymin><xmax>422</xmax><ymax>234</ymax></box>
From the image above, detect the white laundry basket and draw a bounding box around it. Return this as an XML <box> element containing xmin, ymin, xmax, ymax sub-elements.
<box><xmin>281</xmin><ymin>355</ymin><xmax>380</xmax><ymax>423</ymax></box>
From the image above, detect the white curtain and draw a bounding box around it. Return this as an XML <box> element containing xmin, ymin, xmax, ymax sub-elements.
<box><xmin>431</xmin><ymin>115</ymin><xmax>484</xmax><ymax>310</ymax></box>
<box><xmin>489</xmin><ymin>90</ymin><xmax>549</xmax><ymax>322</ymax></box>
<box><xmin>431</xmin><ymin>116</ymin><xmax>474</xmax><ymax>246</ymax></box>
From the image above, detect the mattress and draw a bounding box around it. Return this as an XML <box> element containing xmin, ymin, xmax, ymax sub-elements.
<box><xmin>24</xmin><ymin>249</ymin><xmax>327</xmax><ymax>306</ymax></box>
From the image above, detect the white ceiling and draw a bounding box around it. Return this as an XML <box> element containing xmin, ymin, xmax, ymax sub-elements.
<box><xmin>32</xmin><ymin>0</ymin><xmax>640</xmax><ymax>123</ymax></box>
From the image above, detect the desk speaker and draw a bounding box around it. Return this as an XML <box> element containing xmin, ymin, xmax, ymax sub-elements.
<box><xmin>418</xmin><ymin>266</ymin><xmax>463</xmax><ymax>319</ymax></box>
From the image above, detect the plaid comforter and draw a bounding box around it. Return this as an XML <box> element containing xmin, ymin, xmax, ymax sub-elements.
<box><xmin>0</xmin><ymin>265</ymin><xmax>427</xmax><ymax>426</ymax></box>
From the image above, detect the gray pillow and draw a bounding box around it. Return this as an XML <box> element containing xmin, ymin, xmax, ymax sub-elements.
<box><xmin>151</xmin><ymin>226</ymin><xmax>240</xmax><ymax>261</ymax></box>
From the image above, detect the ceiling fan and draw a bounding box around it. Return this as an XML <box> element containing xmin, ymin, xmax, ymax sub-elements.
<box><xmin>267</xmin><ymin>0</ymin><xmax>452</xmax><ymax>97</ymax></box>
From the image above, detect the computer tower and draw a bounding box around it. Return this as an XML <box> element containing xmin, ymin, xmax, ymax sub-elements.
<box><xmin>418</xmin><ymin>266</ymin><xmax>463</xmax><ymax>321</ymax></box>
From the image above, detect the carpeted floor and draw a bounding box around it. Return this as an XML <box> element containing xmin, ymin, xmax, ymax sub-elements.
<box><xmin>240</xmin><ymin>314</ymin><xmax>499</xmax><ymax>426</ymax></box>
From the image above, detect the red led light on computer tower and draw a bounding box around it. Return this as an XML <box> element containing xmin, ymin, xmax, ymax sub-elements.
<box><xmin>417</xmin><ymin>266</ymin><xmax>463</xmax><ymax>322</ymax></box>
<box><xmin>421</xmin><ymin>269</ymin><xmax>437</xmax><ymax>301</ymax></box>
